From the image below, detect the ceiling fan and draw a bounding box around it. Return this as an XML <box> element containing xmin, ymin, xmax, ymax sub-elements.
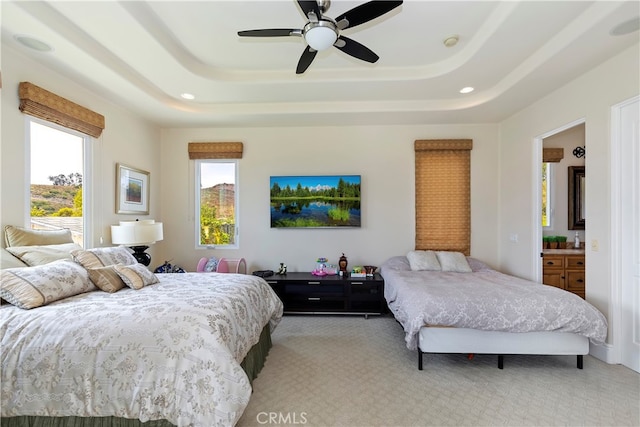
<box><xmin>237</xmin><ymin>0</ymin><xmax>403</xmax><ymax>74</ymax></box>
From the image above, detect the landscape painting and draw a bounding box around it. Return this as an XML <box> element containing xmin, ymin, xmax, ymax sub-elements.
<box><xmin>270</xmin><ymin>175</ymin><xmax>361</xmax><ymax>228</ymax></box>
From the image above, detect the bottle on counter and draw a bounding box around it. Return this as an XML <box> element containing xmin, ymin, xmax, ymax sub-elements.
<box><xmin>574</xmin><ymin>231</ymin><xmax>581</xmax><ymax>249</ymax></box>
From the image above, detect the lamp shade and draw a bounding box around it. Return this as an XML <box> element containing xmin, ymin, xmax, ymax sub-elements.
<box><xmin>304</xmin><ymin>22</ymin><xmax>337</xmax><ymax>51</ymax></box>
<box><xmin>111</xmin><ymin>220</ymin><xmax>163</xmax><ymax>245</ymax></box>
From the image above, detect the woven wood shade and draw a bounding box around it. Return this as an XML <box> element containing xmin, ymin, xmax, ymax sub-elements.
<box><xmin>188</xmin><ymin>142</ymin><xmax>243</xmax><ymax>159</ymax></box>
<box><xmin>543</xmin><ymin>148</ymin><xmax>564</xmax><ymax>163</ymax></box>
<box><xmin>415</xmin><ymin>139</ymin><xmax>472</xmax><ymax>255</ymax></box>
<box><xmin>18</xmin><ymin>82</ymin><xmax>105</xmax><ymax>138</ymax></box>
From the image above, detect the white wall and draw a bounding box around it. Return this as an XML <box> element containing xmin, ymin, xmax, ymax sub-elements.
<box><xmin>1</xmin><ymin>45</ymin><xmax>162</xmax><ymax>258</ymax></box>
<box><xmin>498</xmin><ymin>44</ymin><xmax>640</xmax><ymax>346</ymax></box>
<box><xmin>159</xmin><ymin>125</ymin><xmax>500</xmax><ymax>273</ymax></box>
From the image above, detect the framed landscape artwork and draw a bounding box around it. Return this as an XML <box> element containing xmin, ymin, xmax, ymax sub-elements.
<box><xmin>270</xmin><ymin>175</ymin><xmax>361</xmax><ymax>228</ymax></box>
<box><xmin>116</xmin><ymin>163</ymin><xmax>149</xmax><ymax>214</ymax></box>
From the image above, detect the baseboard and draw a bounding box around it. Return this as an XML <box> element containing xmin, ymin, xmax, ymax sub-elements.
<box><xmin>589</xmin><ymin>341</ymin><xmax>616</xmax><ymax>364</ymax></box>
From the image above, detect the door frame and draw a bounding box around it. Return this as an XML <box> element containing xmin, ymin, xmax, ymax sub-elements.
<box><xmin>610</xmin><ymin>95</ymin><xmax>639</xmax><ymax>370</ymax></box>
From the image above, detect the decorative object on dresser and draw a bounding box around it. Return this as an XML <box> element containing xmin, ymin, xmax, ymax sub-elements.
<box><xmin>110</xmin><ymin>219</ymin><xmax>163</xmax><ymax>266</ymax></box>
<box><xmin>339</xmin><ymin>253</ymin><xmax>348</xmax><ymax>273</ymax></box>
<box><xmin>542</xmin><ymin>250</ymin><xmax>586</xmax><ymax>298</ymax></box>
<box><xmin>265</xmin><ymin>272</ymin><xmax>385</xmax><ymax>318</ymax></box>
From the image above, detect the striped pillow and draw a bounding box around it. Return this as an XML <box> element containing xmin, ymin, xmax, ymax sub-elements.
<box><xmin>114</xmin><ymin>263</ymin><xmax>159</xmax><ymax>290</ymax></box>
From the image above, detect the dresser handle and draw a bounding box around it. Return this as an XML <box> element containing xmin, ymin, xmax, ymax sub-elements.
<box><xmin>308</xmin><ymin>297</ymin><xmax>321</xmax><ymax>301</ymax></box>
<box><xmin>577</xmin><ymin>261</ymin><xmax>584</xmax><ymax>265</ymax></box>
<box><xmin>308</xmin><ymin>281</ymin><xmax>321</xmax><ymax>285</ymax></box>
<box><xmin>546</xmin><ymin>262</ymin><xmax>554</xmax><ymax>265</ymax></box>
<box><xmin>577</xmin><ymin>279</ymin><xmax>584</xmax><ymax>283</ymax></box>
<box><xmin>351</xmin><ymin>282</ymin><xmax>363</xmax><ymax>285</ymax></box>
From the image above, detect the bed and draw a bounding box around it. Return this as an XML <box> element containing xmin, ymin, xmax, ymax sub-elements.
<box><xmin>380</xmin><ymin>252</ymin><xmax>608</xmax><ymax>370</ymax></box>
<box><xmin>0</xmin><ymin>227</ymin><xmax>283</xmax><ymax>427</ymax></box>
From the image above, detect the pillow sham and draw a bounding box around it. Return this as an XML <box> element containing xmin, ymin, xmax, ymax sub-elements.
<box><xmin>1</xmin><ymin>248</ymin><xmax>27</xmax><ymax>269</ymax></box>
<box><xmin>0</xmin><ymin>259</ymin><xmax>96</xmax><ymax>309</ymax></box>
<box><xmin>436</xmin><ymin>251</ymin><xmax>473</xmax><ymax>273</ymax></box>
<box><xmin>6</xmin><ymin>243</ymin><xmax>82</xmax><ymax>266</ymax></box>
<box><xmin>87</xmin><ymin>265</ymin><xmax>126</xmax><ymax>293</ymax></box>
<box><xmin>114</xmin><ymin>263</ymin><xmax>159</xmax><ymax>290</ymax></box>
<box><xmin>4</xmin><ymin>225</ymin><xmax>73</xmax><ymax>247</ymax></box>
<box><xmin>71</xmin><ymin>246</ymin><xmax>137</xmax><ymax>269</ymax></box>
<box><xmin>406</xmin><ymin>250</ymin><xmax>441</xmax><ymax>271</ymax></box>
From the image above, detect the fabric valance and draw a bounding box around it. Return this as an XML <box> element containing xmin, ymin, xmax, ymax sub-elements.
<box><xmin>188</xmin><ymin>142</ymin><xmax>243</xmax><ymax>159</ymax></box>
<box><xmin>18</xmin><ymin>82</ymin><xmax>105</xmax><ymax>138</ymax></box>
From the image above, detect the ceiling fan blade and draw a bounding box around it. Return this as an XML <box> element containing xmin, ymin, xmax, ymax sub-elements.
<box><xmin>296</xmin><ymin>46</ymin><xmax>318</xmax><ymax>74</ymax></box>
<box><xmin>335</xmin><ymin>1</ymin><xmax>403</xmax><ymax>30</ymax></box>
<box><xmin>334</xmin><ymin>36</ymin><xmax>379</xmax><ymax>63</ymax></box>
<box><xmin>297</xmin><ymin>0</ymin><xmax>322</xmax><ymax>20</ymax></box>
<box><xmin>238</xmin><ymin>29</ymin><xmax>300</xmax><ymax>37</ymax></box>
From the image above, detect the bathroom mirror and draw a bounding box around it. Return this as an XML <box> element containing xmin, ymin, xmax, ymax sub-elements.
<box><xmin>568</xmin><ymin>166</ymin><xmax>585</xmax><ymax>230</ymax></box>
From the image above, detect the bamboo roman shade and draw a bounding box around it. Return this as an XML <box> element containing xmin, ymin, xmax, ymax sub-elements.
<box><xmin>188</xmin><ymin>142</ymin><xmax>243</xmax><ymax>159</ymax></box>
<box><xmin>414</xmin><ymin>139</ymin><xmax>472</xmax><ymax>256</ymax></box>
<box><xmin>18</xmin><ymin>82</ymin><xmax>105</xmax><ymax>138</ymax></box>
<box><xmin>543</xmin><ymin>148</ymin><xmax>564</xmax><ymax>163</ymax></box>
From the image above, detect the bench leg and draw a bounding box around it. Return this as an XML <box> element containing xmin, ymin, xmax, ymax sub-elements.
<box><xmin>577</xmin><ymin>355</ymin><xmax>583</xmax><ymax>369</ymax></box>
<box><xmin>498</xmin><ymin>355</ymin><xmax>504</xmax><ymax>369</ymax></box>
<box><xmin>418</xmin><ymin>350</ymin><xmax>423</xmax><ymax>370</ymax></box>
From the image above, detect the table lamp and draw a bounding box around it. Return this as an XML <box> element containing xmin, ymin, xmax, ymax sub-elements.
<box><xmin>111</xmin><ymin>219</ymin><xmax>163</xmax><ymax>266</ymax></box>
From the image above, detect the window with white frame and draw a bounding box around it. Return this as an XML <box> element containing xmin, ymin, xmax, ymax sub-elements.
<box><xmin>195</xmin><ymin>159</ymin><xmax>238</xmax><ymax>248</ymax></box>
<box><xmin>29</xmin><ymin>118</ymin><xmax>92</xmax><ymax>247</ymax></box>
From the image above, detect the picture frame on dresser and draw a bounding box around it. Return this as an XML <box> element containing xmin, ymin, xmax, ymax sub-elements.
<box><xmin>116</xmin><ymin>163</ymin><xmax>150</xmax><ymax>214</ymax></box>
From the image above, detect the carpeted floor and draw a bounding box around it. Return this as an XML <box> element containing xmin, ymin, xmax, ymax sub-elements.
<box><xmin>238</xmin><ymin>315</ymin><xmax>640</xmax><ymax>427</ymax></box>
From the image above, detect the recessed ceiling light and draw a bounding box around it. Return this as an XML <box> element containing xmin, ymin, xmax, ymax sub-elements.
<box><xmin>610</xmin><ymin>17</ymin><xmax>640</xmax><ymax>36</ymax></box>
<box><xmin>181</xmin><ymin>93</ymin><xmax>195</xmax><ymax>100</ymax></box>
<box><xmin>460</xmin><ymin>87</ymin><xmax>474</xmax><ymax>94</ymax></box>
<box><xmin>14</xmin><ymin>35</ymin><xmax>53</xmax><ymax>52</ymax></box>
<box><xmin>443</xmin><ymin>35</ymin><xmax>459</xmax><ymax>48</ymax></box>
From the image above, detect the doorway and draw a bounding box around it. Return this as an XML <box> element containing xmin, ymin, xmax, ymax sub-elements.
<box><xmin>533</xmin><ymin>119</ymin><xmax>586</xmax><ymax>283</ymax></box>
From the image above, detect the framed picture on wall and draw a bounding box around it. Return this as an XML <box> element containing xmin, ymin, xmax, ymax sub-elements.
<box><xmin>116</xmin><ymin>163</ymin><xmax>149</xmax><ymax>214</ymax></box>
<box><xmin>270</xmin><ymin>175</ymin><xmax>361</xmax><ymax>228</ymax></box>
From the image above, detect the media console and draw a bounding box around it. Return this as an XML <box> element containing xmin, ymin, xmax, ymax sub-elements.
<box><xmin>264</xmin><ymin>272</ymin><xmax>385</xmax><ymax>318</ymax></box>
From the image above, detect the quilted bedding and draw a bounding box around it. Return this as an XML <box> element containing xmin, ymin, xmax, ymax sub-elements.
<box><xmin>1</xmin><ymin>272</ymin><xmax>283</xmax><ymax>427</ymax></box>
<box><xmin>380</xmin><ymin>256</ymin><xmax>607</xmax><ymax>350</ymax></box>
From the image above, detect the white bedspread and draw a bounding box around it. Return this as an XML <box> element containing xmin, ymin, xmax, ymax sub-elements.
<box><xmin>1</xmin><ymin>272</ymin><xmax>283</xmax><ymax>427</ymax></box>
<box><xmin>381</xmin><ymin>256</ymin><xmax>607</xmax><ymax>350</ymax></box>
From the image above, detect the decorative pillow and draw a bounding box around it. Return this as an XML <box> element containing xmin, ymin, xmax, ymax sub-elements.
<box><xmin>467</xmin><ymin>257</ymin><xmax>492</xmax><ymax>272</ymax></box>
<box><xmin>114</xmin><ymin>263</ymin><xmax>159</xmax><ymax>290</ymax></box>
<box><xmin>4</xmin><ymin>225</ymin><xmax>73</xmax><ymax>247</ymax></box>
<box><xmin>0</xmin><ymin>259</ymin><xmax>96</xmax><ymax>309</ymax></box>
<box><xmin>406</xmin><ymin>250</ymin><xmax>441</xmax><ymax>271</ymax></box>
<box><xmin>71</xmin><ymin>246</ymin><xmax>137</xmax><ymax>269</ymax></box>
<box><xmin>436</xmin><ymin>251</ymin><xmax>473</xmax><ymax>273</ymax></box>
<box><xmin>87</xmin><ymin>265</ymin><xmax>126</xmax><ymax>293</ymax></box>
<box><xmin>6</xmin><ymin>243</ymin><xmax>82</xmax><ymax>266</ymax></box>
<box><xmin>1</xmin><ymin>248</ymin><xmax>27</xmax><ymax>269</ymax></box>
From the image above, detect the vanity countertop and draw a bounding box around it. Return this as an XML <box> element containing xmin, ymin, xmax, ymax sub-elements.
<box><xmin>543</xmin><ymin>248</ymin><xmax>586</xmax><ymax>255</ymax></box>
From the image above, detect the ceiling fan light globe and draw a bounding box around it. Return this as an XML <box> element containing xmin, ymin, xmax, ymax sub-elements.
<box><xmin>305</xmin><ymin>25</ymin><xmax>338</xmax><ymax>51</ymax></box>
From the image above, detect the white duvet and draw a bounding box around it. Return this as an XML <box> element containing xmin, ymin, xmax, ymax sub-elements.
<box><xmin>1</xmin><ymin>273</ymin><xmax>283</xmax><ymax>427</ymax></box>
<box><xmin>381</xmin><ymin>256</ymin><xmax>607</xmax><ymax>350</ymax></box>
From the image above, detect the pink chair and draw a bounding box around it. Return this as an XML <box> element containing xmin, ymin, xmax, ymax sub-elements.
<box><xmin>216</xmin><ymin>258</ymin><xmax>247</xmax><ymax>274</ymax></box>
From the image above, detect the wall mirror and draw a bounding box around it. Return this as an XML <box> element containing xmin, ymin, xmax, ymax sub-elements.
<box><xmin>568</xmin><ymin>166</ymin><xmax>585</xmax><ymax>230</ymax></box>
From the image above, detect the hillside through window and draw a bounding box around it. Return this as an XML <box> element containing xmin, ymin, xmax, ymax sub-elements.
<box><xmin>29</xmin><ymin>119</ymin><xmax>89</xmax><ymax>246</ymax></box>
<box><xmin>195</xmin><ymin>160</ymin><xmax>238</xmax><ymax>248</ymax></box>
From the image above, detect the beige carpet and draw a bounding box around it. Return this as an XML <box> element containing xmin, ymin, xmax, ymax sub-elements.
<box><xmin>238</xmin><ymin>315</ymin><xmax>640</xmax><ymax>427</ymax></box>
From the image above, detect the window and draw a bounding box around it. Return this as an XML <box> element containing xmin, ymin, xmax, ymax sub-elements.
<box><xmin>28</xmin><ymin>118</ymin><xmax>91</xmax><ymax>247</ymax></box>
<box><xmin>541</xmin><ymin>162</ymin><xmax>552</xmax><ymax>228</ymax></box>
<box><xmin>195</xmin><ymin>160</ymin><xmax>238</xmax><ymax>248</ymax></box>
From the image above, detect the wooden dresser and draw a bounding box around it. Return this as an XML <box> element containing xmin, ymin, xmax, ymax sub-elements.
<box><xmin>542</xmin><ymin>249</ymin><xmax>586</xmax><ymax>298</ymax></box>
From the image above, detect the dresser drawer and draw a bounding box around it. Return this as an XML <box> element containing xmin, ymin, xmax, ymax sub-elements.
<box><xmin>566</xmin><ymin>256</ymin><xmax>586</xmax><ymax>269</ymax></box>
<box><xmin>543</xmin><ymin>256</ymin><xmax>564</xmax><ymax>269</ymax></box>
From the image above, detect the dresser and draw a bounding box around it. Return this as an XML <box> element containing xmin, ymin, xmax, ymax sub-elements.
<box><xmin>265</xmin><ymin>272</ymin><xmax>385</xmax><ymax>317</ymax></box>
<box><xmin>542</xmin><ymin>249</ymin><xmax>586</xmax><ymax>298</ymax></box>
